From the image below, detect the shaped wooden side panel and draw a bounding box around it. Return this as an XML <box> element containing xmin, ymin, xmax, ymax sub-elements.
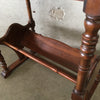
<box><xmin>0</xmin><ymin>23</ymin><xmax>29</xmax><ymax>48</ymax></box>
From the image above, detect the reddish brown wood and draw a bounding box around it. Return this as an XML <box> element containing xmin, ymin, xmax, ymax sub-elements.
<box><xmin>0</xmin><ymin>51</ymin><xmax>8</xmax><ymax>72</ymax></box>
<box><xmin>2</xmin><ymin>27</ymin><xmax>97</xmax><ymax>72</ymax></box>
<box><xmin>0</xmin><ymin>23</ymin><xmax>79</xmax><ymax>72</ymax></box>
<box><xmin>0</xmin><ymin>23</ymin><xmax>28</xmax><ymax>47</ymax></box>
<box><xmin>14</xmin><ymin>50</ymin><xmax>26</xmax><ymax>60</ymax></box>
<box><xmin>85</xmin><ymin>65</ymin><xmax>100</xmax><ymax>100</ymax></box>
<box><xmin>0</xmin><ymin>0</ymin><xmax>100</xmax><ymax>100</ymax></box>
<box><xmin>21</xmin><ymin>31</ymin><xmax>80</xmax><ymax>72</ymax></box>
<box><xmin>77</xmin><ymin>15</ymin><xmax>99</xmax><ymax>91</ymax></box>
<box><xmin>89</xmin><ymin>70</ymin><xmax>100</xmax><ymax>99</ymax></box>
<box><xmin>83</xmin><ymin>0</ymin><xmax>100</xmax><ymax>16</ymax></box>
<box><xmin>3</xmin><ymin>41</ymin><xmax>77</xmax><ymax>83</ymax></box>
<box><xmin>72</xmin><ymin>15</ymin><xmax>100</xmax><ymax>100</ymax></box>
<box><xmin>26</xmin><ymin>0</ymin><xmax>35</xmax><ymax>31</ymax></box>
<box><xmin>1</xmin><ymin>57</ymin><xmax>27</xmax><ymax>78</ymax></box>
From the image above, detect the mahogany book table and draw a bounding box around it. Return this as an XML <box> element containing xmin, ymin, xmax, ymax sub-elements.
<box><xmin>0</xmin><ymin>0</ymin><xmax>100</xmax><ymax>100</ymax></box>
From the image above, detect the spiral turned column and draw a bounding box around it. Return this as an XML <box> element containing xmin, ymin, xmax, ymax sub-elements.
<box><xmin>72</xmin><ymin>15</ymin><xmax>100</xmax><ymax>100</ymax></box>
<box><xmin>0</xmin><ymin>51</ymin><xmax>9</xmax><ymax>77</ymax></box>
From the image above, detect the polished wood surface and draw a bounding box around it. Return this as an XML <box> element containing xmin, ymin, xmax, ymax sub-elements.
<box><xmin>0</xmin><ymin>0</ymin><xmax>100</xmax><ymax>100</ymax></box>
<box><xmin>3</xmin><ymin>41</ymin><xmax>77</xmax><ymax>83</ymax></box>
<box><xmin>22</xmin><ymin>31</ymin><xmax>80</xmax><ymax>72</ymax></box>
<box><xmin>84</xmin><ymin>0</ymin><xmax>100</xmax><ymax>16</ymax></box>
<box><xmin>26</xmin><ymin>0</ymin><xmax>35</xmax><ymax>31</ymax></box>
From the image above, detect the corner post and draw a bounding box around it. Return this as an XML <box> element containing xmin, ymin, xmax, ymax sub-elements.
<box><xmin>0</xmin><ymin>51</ymin><xmax>9</xmax><ymax>77</ymax></box>
<box><xmin>89</xmin><ymin>70</ymin><xmax>100</xmax><ymax>99</ymax></box>
<box><xmin>72</xmin><ymin>15</ymin><xmax>100</xmax><ymax>100</ymax></box>
<box><xmin>26</xmin><ymin>0</ymin><xmax>35</xmax><ymax>31</ymax></box>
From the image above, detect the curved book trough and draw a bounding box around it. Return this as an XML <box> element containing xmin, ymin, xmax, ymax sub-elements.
<box><xmin>0</xmin><ymin>23</ymin><xmax>98</xmax><ymax>84</ymax></box>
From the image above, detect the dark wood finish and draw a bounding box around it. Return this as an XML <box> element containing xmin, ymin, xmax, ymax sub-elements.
<box><xmin>78</xmin><ymin>15</ymin><xmax>99</xmax><ymax>91</ymax></box>
<box><xmin>83</xmin><ymin>0</ymin><xmax>100</xmax><ymax>16</ymax></box>
<box><xmin>21</xmin><ymin>31</ymin><xmax>80</xmax><ymax>72</ymax></box>
<box><xmin>3</xmin><ymin>41</ymin><xmax>77</xmax><ymax>83</ymax></box>
<box><xmin>26</xmin><ymin>0</ymin><xmax>35</xmax><ymax>31</ymax></box>
<box><xmin>0</xmin><ymin>0</ymin><xmax>100</xmax><ymax>100</ymax></box>
<box><xmin>2</xmin><ymin>28</ymin><xmax>97</xmax><ymax>73</ymax></box>
<box><xmin>1</xmin><ymin>57</ymin><xmax>27</xmax><ymax>78</ymax></box>
<box><xmin>89</xmin><ymin>70</ymin><xmax>100</xmax><ymax>99</ymax></box>
<box><xmin>72</xmin><ymin>15</ymin><xmax>100</xmax><ymax>100</ymax></box>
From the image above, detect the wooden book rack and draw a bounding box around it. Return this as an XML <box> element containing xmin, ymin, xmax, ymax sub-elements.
<box><xmin>0</xmin><ymin>0</ymin><xmax>100</xmax><ymax>100</ymax></box>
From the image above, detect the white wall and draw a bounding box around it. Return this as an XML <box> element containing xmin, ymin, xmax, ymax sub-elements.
<box><xmin>0</xmin><ymin>0</ymin><xmax>97</xmax><ymax>49</ymax></box>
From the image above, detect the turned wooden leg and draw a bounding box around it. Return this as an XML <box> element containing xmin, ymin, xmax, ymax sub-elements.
<box><xmin>88</xmin><ymin>70</ymin><xmax>100</xmax><ymax>99</ymax></box>
<box><xmin>0</xmin><ymin>47</ymin><xmax>28</xmax><ymax>78</ymax></box>
<box><xmin>0</xmin><ymin>50</ymin><xmax>9</xmax><ymax>77</ymax></box>
<box><xmin>72</xmin><ymin>15</ymin><xmax>100</xmax><ymax>100</ymax></box>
